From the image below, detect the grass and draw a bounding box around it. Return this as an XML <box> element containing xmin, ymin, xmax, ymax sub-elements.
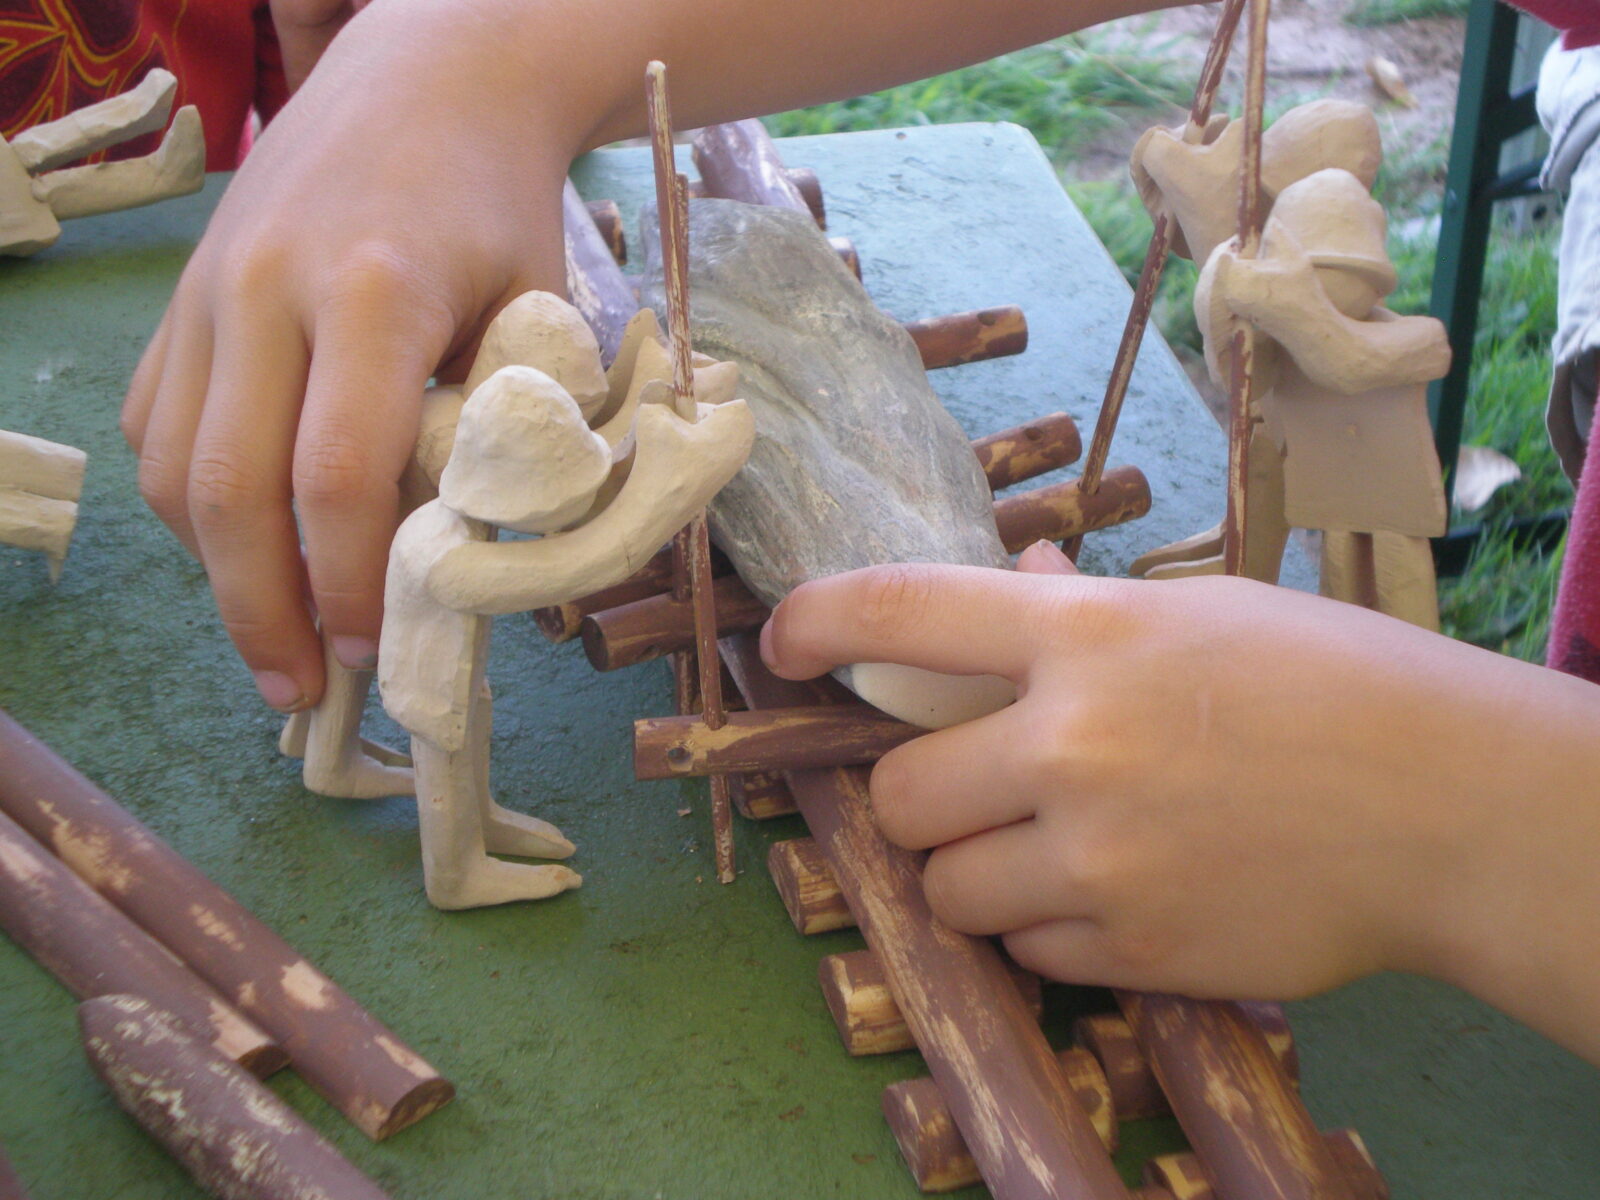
<box><xmin>768</xmin><ymin>20</ymin><xmax>1567</xmax><ymax>663</ymax></box>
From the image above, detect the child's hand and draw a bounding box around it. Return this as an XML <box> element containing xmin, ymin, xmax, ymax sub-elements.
<box><xmin>122</xmin><ymin>0</ymin><xmax>582</xmax><ymax>711</ymax></box>
<box><xmin>759</xmin><ymin>544</ymin><xmax>1600</xmax><ymax>1061</ymax></box>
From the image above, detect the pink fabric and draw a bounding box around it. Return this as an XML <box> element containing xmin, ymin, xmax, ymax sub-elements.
<box><xmin>1509</xmin><ymin>0</ymin><xmax>1600</xmax><ymax>49</ymax></box>
<box><xmin>1549</xmin><ymin>402</ymin><xmax>1600</xmax><ymax>681</ymax></box>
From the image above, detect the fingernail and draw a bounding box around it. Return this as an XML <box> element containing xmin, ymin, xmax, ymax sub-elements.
<box><xmin>758</xmin><ymin>619</ymin><xmax>776</xmax><ymax>670</ymax></box>
<box><xmin>332</xmin><ymin>635</ymin><xmax>379</xmax><ymax>670</ymax></box>
<box><xmin>254</xmin><ymin>671</ymin><xmax>309</xmax><ymax>712</ymax></box>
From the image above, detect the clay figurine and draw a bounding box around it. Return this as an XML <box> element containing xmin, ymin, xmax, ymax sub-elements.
<box><xmin>0</xmin><ymin>429</ymin><xmax>87</xmax><ymax>581</ymax></box>
<box><xmin>1128</xmin><ymin>103</ymin><xmax>1448</xmax><ymax>628</ymax></box>
<box><xmin>2</xmin><ymin>68</ymin><xmax>203</xmax><ymax>257</ymax></box>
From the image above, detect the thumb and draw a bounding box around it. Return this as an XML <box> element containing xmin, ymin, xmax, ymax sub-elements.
<box><xmin>1016</xmin><ymin>539</ymin><xmax>1079</xmax><ymax>577</ymax></box>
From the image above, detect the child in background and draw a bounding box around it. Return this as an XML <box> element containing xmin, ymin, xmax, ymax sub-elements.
<box><xmin>114</xmin><ymin>0</ymin><xmax>1600</xmax><ymax>1067</ymax></box>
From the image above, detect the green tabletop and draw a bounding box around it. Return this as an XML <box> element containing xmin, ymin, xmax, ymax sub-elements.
<box><xmin>1</xmin><ymin>123</ymin><xmax>1594</xmax><ymax>1200</ymax></box>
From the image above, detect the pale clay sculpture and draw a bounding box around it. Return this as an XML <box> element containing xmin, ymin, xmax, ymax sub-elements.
<box><xmin>0</xmin><ymin>429</ymin><xmax>87</xmax><ymax>582</ymax></box>
<box><xmin>1</xmin><ymin>68</ymin><xmax>203</xmax><ymax>257</ymax></box>
<box><xmin>280</xmin><ymin>295</ymin><xmax>754</xmax><ymax>908</ymax></box>
<box><xmin>1128</xmin><ymin>127</ymin><xmax>1449</xmax><ymax>628</ymax></box>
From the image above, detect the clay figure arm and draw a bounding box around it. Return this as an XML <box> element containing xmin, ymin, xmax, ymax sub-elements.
<box><xmin>759</xmin><ymin>544</ymin><xmax>1600</xmax><ymax>1066</ymax></box>
<box><xmin>425</xmin><ymin>398</ymin><xmax>754</xmax><ymax>615</ymax></box>
<box><xmin>1213</xmin><ymin>244</ymin><xmax>1451</xmax><ymax>393</ymax></box>
<box><xmin>120</xmin><ymin>0</ymin><xmax>1181</xmax><ymax>716</ymax></box>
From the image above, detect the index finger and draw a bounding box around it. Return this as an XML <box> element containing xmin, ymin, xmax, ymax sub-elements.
<box><xmin>759</xmin><ymin>562</ymin><xmax>1065</xmax><ymax>684</ymax></box>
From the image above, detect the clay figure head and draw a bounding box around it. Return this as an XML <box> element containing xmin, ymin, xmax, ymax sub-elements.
<box><xmin>1260</xmin><ymin>100</ymin><xmax>1382</xmax><ymax>197</ymax></box>
<box><xmin>1267</xmin><ymin>168</ymin><xmax>1396</xmax><ymax>319</ymax></box>
<box><xmin>438</xmin><ymin>365</ymin><xmax>612</xmax><ymax>534</ymax></box>
<box><xmin>464</xmin><ymin>292</ymin><xmax>610</xmax><ymax>419</ymax></box>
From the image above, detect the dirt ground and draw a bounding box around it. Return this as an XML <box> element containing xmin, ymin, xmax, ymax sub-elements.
<box><xmin>1067</xmin><ymin>0</ymin><xmax>1468</xmax><ymax>185</ymax></box>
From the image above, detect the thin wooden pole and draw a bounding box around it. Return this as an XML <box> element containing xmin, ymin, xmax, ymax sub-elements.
<box><xmin>645</xmin><ymin>61</ymin><xmax>737</xmax><ymax>883</ymax></box>
<box><xmin>1222</xmin><ymin>0</ymin><xmax>1269</xmax><ymax>576</ymax></box>
<box><xmin>1066</xmin><ymin>0</ymin><xmax>1246</xmax><ymax>558</ymax></box>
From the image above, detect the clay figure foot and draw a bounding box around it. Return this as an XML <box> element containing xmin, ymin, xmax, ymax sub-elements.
<box><xmin>1129</xmin><ymin>522</ymin><xmax>1225</xmax><ymax>578</ymax></box>
<box><xmin>425</xmin><ymin>859</ymin><xmax>582</xmax><ymax>911</ymax></box>
<box><xmin>277</xmin><ymin>646</ymin><xmax>414</xmax><ymax>800</ymax></box>
<box><xmin>482</xmin><ymin>805</ymin><xmax>575</xmax><ymax>859</ymax></box>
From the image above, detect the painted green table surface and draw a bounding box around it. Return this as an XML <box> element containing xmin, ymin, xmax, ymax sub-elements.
<box><xmin>2</xmin><ymin>123</ymin><xmax>1595</xmax><ymax>1199</ymax></box>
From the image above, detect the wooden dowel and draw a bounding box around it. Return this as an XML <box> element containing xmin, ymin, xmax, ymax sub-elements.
<box><xmin>729</xmin><ymin>770</ymin><xmax>795</xmax><ymax>819</ymax></box>
<box><xmin>1118</xmin><ymin>992</ymin><xmax>1361</xmax><ymax>1200</ymax></box>
<box><xmin>883</xmin><ymin>1045</ymin><xmax>1118</xmax><ymax>1191</ymax></box>
<box><xmin>0</xmin><ymin>709</ymin><xmax>454</xmax><ymax>1140</ymax></box>
<box><xmin>725</xmin><ymin>635</ymin><xmax>1126</xmax><ymax>1200</ymax></box>
<box><xmin>692</xmin><ymin>118</ymin><xmax>812</xmax><ymax>214</ymax></box>
<box><xmin>634</xmin><ymin>704</ymin><xmax>920</xmax><ymax>780</ymax></box>
<box><xmin>684</xmin><ymin>164</ymin><xmax>826</xmax><ymax>225</ymax></box>
<box><xmin>819</xmin><ymin>948</ymin><xmax>1042</xmax><ymax>1057</ymax></box>
<box><xmin>766</xmin><ymin>838</ymin><xmax>854</xmax><ymax>935</ymax></box>
<box><xmin>1144</xmin><ymin>1131</ymin><xmax>1387</xmax><ymax>1200</ymax></box>
<box><xmin>905</xmin><ymin>306</ymin><xmax>1028</xmax><ymax>370</ymax></box>
<box><xmin>830</xmin><ymin>236</ymin><xmax>863</xmax><ymax>280</ymax></box>
<box><xmin>583</xmin><ymin>198</ymin><xmax>626</xmax><ymax>264</ymax></box>
<box><xmin>562</xmin><ymin>179</ymin><xmax>637</xmax><ymax>367</ymax></box>
<box><xmin>0</xmin><ymin>808</ymin><xmax>282</xmax><ymax>1075</ymax></box>
<box><xmin>581</xmin><ymin>572</ymin><xmax>769</xmax><ymax>672</ymax></box>
<box><xmin>0</xmin><ymin>1145</ymin><xmax>30</xmax><ymax>1200</ymax></box>
<box><xmin>973</xmin><ymin>412</ymin><xmax>1082</xmax><ymax>491</ymax></box>
<box><xmin>80</xmin><ymin>996</ymin><xmax>394</xmax><ymax>1200</ymax></box>
<box><xmin>531</xmin><ymin>547</ymin><xmax>678</xmax><ymax>642</ymax></box>
<box><xmin>993</xmin><ymin>465</ymin><xmax>1152</xmax><ymax>551</ymax></box>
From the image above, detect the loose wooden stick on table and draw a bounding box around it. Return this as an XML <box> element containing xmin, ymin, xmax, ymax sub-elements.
<box><xmin>0</xmin><ymin>709</ymin><xmax>453</xmax><ymax>1140</ymax></box>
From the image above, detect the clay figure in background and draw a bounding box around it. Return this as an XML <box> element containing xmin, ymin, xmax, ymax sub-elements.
<box><xmin>1</xmin><ymin>69</ymin><xmax>203</xmax><ymax>257</ymax></box>
<box><xmin>0</xmin><ymin>429</ymin><xmax>87</xmax><ymax>582</ymax></box>
<box><xmin>1126</xmin><ymin>102</ymin><xmax>1448</xmax><ymax>626</ymax></box>
<box><xmin>277</xmin><ymin>301</ymin><xmax>739</xmax><ymax>801</ymax></box>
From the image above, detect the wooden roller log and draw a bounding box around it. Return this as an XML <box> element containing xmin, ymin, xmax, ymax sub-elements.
<box><xmin>534</xmin><ymin>414</ymin><xmax>1082</xmax><ymax>643</ymax></box>
<box><xmin>727</xmin><ymin>637</ymin><xmax>1126</xmax><ymax>1200</ymax></box>
<box><xmin>1118</xmin><ymin>992</ymin><xmax>1363</xmax><ymax>1200</ymax></box>
<box><xmin>80</xmin><ymin>996</ymin><xmax>394</xmax><ymax>1200</ymax></box>
<box><xmin>0</xmin><ymin>710</ymin><xmax>454</xmax><ymax>1140</ymax></box>
<box><xmin>905</xmin><ymin>306</ymin><xmax>1028</xmax><ymax>370</ymax></box>
<box><xmin>685</xmin><ymin>167</ymin><xmax>826</xmax><ymax>227</ymax></box>
<box><xmin>0</xmin><ymin>807</ymin><xmax>282</xmax><ymax>1075</ymax></box>
<box><xmin>583</xmin><ymin>198</ymin><xmax>626</xmax><ymax>264</ymax></box>
<box><xmin>883</xmin><ymin>1044</ymin><xmax>1118</xmax><ymax>1191</ymax></box>
<box><xmin>819</xmin><ymin>948</ymin><xmax>1042</xmax><ymax>1057</ymax></box>
<box><xmin>1075</xmin><ymin>1006</ymin><xmax>1298</xmax><ymax>1121</ymax></box>
<box><xmin>767</xmin><ymin>837</ymin><xmax>854</xmax><ymax>935</ymax></box>
<box><xmin>1143</xmin><ymin>1130</ymin><xmax>1387</xmax><ymax>1200</ymax></box>
<box><xmin>692</xmin><ymin>118</ymin><xmax>813</xmax><ymax>214</ymax></box>
<box><xmin>974</xmin><ymin>412</ymin><xmax>1082</xmax><ymax>491</ymax></box>
<box><xmin>830</xmin><ymin>236</ymin><xmax>864</xmax><ymax>280</ymax></box>
<box><xmin>0</xmin><ymin>1146</ymin><xmax>29</xmax><ymax>1200</ymax></box>
<box><xmin>582</xmin><ymin>571</ymin><xmax>770</xmax><ymax>672</ymax></box>
<box><xmin>634</xmin><ymin>704</ymin><xmax>920</xmax><ymax>780</ymax></box>
<box><xmin>993</xmin><ymin>464</ymin><xmax>1151</xmax><ymax>551</ymax></box>
<box><xmin>563</xmin><ymin>179</ymin><xmax>637</xmax><ymax>366</ymax></box>
<box><xmin>729</xmin><ymin>770</ymin><xmax>797</xmax><ymax>820</ymax></box>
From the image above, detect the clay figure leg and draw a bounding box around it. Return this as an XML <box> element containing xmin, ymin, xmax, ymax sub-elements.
<box><xmin>279</xmin><ymin>638</ymin><xmax>414</xmax><ymax>799</ymax></box>
<box><xmin>8</xmin><ymin>68</ymin><xmax>179</xmax><ymax>173</ymax></box>
<box><xmin>468</xmin><ymin>679</ymin><xmax>575</xmax><ymax>859</ymax></box>
<box><xmin>31</xmin><ymin>106</ymin><xmax>203</xmax><ymax>221</ymax></box>
<box><xmin>1320</xmin><ymin>530</ymin><xmax>1440</xmax><ymax>631</ymax></box>
<box><xmin>411</xmin><ymin>676</ymin><xmax>579</xmax><ymax>910</ymax></box>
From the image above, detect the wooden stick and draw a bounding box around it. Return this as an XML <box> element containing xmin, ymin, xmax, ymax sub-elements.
<box><xmin>533</xmin><ymin>415</ymin><xmax>1080</xmax><ymax>642</ymax></box>
<box><xmin>691</xmin><ymin>118</ymin><xmax>812</xmax><ymax>214</ymax></box>
<box><xmin>905</xmin><ymin>306</ymin><xmax>1028</xmax><ymax>370</ymax></box>
<box><xmin>973</xmin><ymin>412</ymin><xmax>1082</xmax><ymax>491</ymax></box>
<box><xmin>766</xmin><ymin>838</ymin><xmax>854</xmax><ymax>935</ymax></box>
<box><xmin>725</xmin><ymin>636</ymin><xmax>1127</xmax><ymax>1200</ymax></box>
<box><xmin>992</xmin><ymin>465</ymin><xmax>1151</xmax><ymax>551</ymax></box>
<box><xmin>819</xmin><ymin>948</ymin><xmax>1042</xmax><ymax>1057</ymax></box>
<box><xmin>0</xmin><ymin>709</ymin><xmax>454</xmax><ymax>1140</ymax></box>
<box><xmin>1223</xmin><ymin>0</ymin><xmax>1270</xmax><ymax>577</ymax></box>
<box><xmin>634</xmin><ymin>704</ymin><xmax>919</xmax><ymax>780</ymax></box>
<box><xmin>562</xmin><ymin>179</ymin><xmax>637</xmax><ymax>367</ymax></box>
<box><xmin>729</xmin><ymin>770</ymin><xmax>796</xmax><ymax>820</ymax></box>
<box><xmin>882</xmin><ymin>1045</ymin><xmax>1118</xmax><ymax>1191</ymax></box>
<box><xmin>0</xmin><ymin>807</ymin><xmax>282</xmax><ymax>1075</ymax></box>
<box><xmin>80</xmin><ymin>996</ymin><xmax>394</xmax><ymax>1200</ymax></box>
<box><xmin>1071</xmin><ymin>0</ymin><xmax>1247</xmax><ymax>519</ymax></box>
<box><xmin>1144</xmin><ymin>1131</ymin><xmax>1387</xmax><ymax>1200</ymax></box>
<box><xmin>1118</xmin><ymin>992</ymin><xmax>1361</xmax><ymax>1200</ymax></box>
<box><xmin>583</xmin><ymin>197</ymin><xmax>626</xmax><ymax>264</ymax></box>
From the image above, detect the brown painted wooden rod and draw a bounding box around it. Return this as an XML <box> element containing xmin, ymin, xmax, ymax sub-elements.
<box><xmin>562</xmin><ymin>178</ymin><xmax>638</xmax><ymax>367</ymax></box>
<box><xmin>0</xmin><ymin>807</ymin><xmax>283</xmax><ymax>1076</ymax></box>
<box><xmin>586</xmin><ymin>464</ymin><xmax>1149</xmax><ymax>673</ymax></box>
<box><xmin>533</xmin><ymin>412</ymin><xmax>1082</xmax><ymax>642</ymax></box>
<box><xmin>906</xmin><ymin>305</ymin><xmax>1027</xmax><ymax>370</ymax></box>
<box><xmin>684</xmin><ymin>167</ymin><xmax>825</xmax><ymax>226</ymax></box>
<box><xmin>723</xmin><ymin>636</ymin><xmax>1127</xmax><ymax>1200</ymax></box>
<box><xmin>81</xmin><ymin>996</ymin><xmax>394</xmax><ymax>1200</ymax></box>
<box><xmin>635</xmin><ymin>703</ymin><xmax>919</xmax><ymax>780</ymax></box>
<box><xmin>0</xmin><ymin>709</ymin><xmax>454</xmax><ymax>1140</ymax></box>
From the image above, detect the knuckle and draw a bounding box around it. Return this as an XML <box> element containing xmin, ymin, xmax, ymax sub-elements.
<box><xmin>853</xmin><ymin>564</ymin><xmax>934</xmax><ymax>644</ymax></box>
<box><xmin>292</xmin><ymin>437</ymin><xmax>373</xmax><ymax>512</ymax></box>
<box><xmin>188</xmin><ymin>452</ymin><xmax>269</xmax><ymax>523</ymax></box>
